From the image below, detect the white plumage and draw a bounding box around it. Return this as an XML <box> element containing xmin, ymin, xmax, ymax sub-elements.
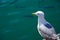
<box><xmin>32</xmin><ymin>11</ymin><xmax>57</xmax><ymax>40</ymax></box>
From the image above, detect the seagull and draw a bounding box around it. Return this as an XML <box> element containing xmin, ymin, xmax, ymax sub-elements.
<box><xmin>32</xmin><ymin>11</ymin><xmax>57</xmax><ymax>40</ymax></box>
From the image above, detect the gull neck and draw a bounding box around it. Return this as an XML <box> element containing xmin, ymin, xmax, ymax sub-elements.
<box><xmin>38</xmin><ymin>16</ymin><xmax>47</xmax><ymax>25</ymax></box>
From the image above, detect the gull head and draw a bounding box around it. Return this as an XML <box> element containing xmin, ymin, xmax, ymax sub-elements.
<box><xmin>32</xmin><ymin>11</ymin><xmax>44</xmax><ymax>17</ymax></box>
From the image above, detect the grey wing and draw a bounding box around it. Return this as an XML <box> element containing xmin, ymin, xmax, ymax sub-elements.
<box><xmin>44</xmin><ymin>22</ymin><xmax>56</xmax><ymax>34</ymax></box>
<box><xmin>38</xmin><ymin>24</ymin><xmax>56</xmax><ymax>38</ymax></box>
<box><xmin>50</xmin><ymin>27</ymin><xmax>56</xmax><ymax>34</ymax></box>
<box><xmin>46</xmin><ymin>22</ymin><xmax>56</xmax><ymax>34</ymax></box>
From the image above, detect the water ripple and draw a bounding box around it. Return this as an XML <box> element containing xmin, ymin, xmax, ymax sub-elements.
<box><xmin>0</xmin><ymin>0</ymin><xmax>17</xmax><ymax>7</ymax></box>
<box><xmin>8</xmin><ymin>11</ymin><xmax>20</xmax><ymax>16</ymax></box>
<box><xmin>9</xmin><ymin>19</ymin><xmax>19</xmax><ymax>24</ymax></box>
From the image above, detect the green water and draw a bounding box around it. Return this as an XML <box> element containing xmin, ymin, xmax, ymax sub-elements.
<box><xmin>0</xmin><ymin>0</ymin><xmax>60</xmax><ymax>40</ymax></box>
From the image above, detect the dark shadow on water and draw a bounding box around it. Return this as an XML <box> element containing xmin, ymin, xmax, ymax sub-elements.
<box><xmin>23</xmin><ymin>15</ymin><xmax>34</xmax><ymax>18</ymax></box>
<box><xmin>39</xmin><ymin>5</ymin><xmax>55</xmax><ymax>9</ymax></box>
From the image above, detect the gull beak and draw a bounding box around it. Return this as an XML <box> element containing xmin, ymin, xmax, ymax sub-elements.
<box><xmin>32</xmin><ymin>13</ymin><xmax>35</xmax><ymax>16</ymax></box>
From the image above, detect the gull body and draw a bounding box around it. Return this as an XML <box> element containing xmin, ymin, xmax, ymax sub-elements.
<box><xmin>32</xmin><ymin>11</ymin><xmax>57</xmax><ymax>40</ymax></box>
